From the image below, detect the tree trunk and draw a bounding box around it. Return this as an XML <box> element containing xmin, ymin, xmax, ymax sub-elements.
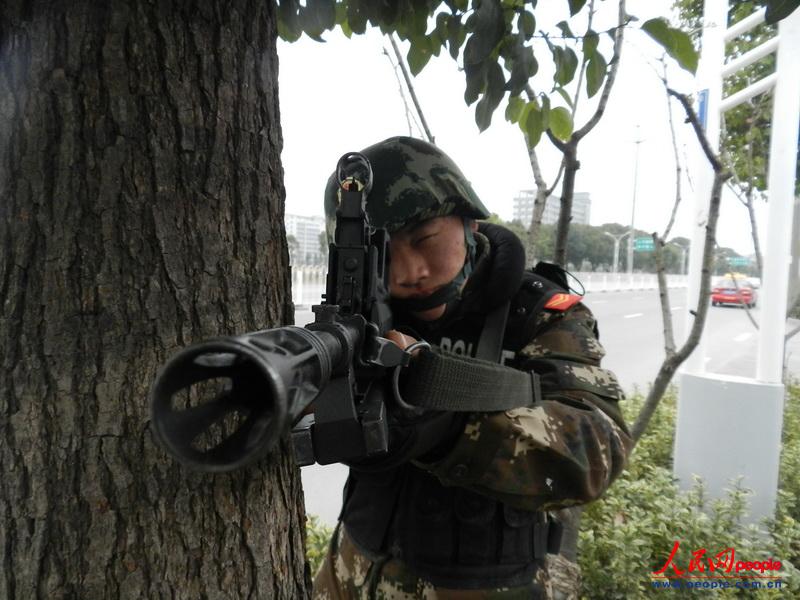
<box><xmin>0</xmin><ymin>2</ymin><xmax>309</xmax><ymax>599</ymax></box>
<box><xmin>525</xmin><ymin>143</ymin><xmax>551</xmax><ymax>268</ymax></box>
<box><xmin>554</xmin><ymin>143</ymin><xmax>578</xmax><ymax>268</ymax></box>
<box><xmin>745</xmin><ymin>187</ymin><xmax>763</xmax><ymax>277</ymax></box>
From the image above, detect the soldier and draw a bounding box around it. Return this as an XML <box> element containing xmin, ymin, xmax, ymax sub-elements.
<box><xmin>313</xmin><ymin>136</ymin><xmax>633</xmax><ymax>599</ymax></box>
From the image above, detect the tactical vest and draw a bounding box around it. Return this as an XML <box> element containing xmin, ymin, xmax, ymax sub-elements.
<box><xmin>341</xmin><ymin>266</ymin><xmax>571</xmax><ymax>590</ymax></box>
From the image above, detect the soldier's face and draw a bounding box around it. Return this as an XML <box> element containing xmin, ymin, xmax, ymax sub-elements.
<box><xmin>389</xmin><ymin>216</ymin><xmax>477</xmax><ymax>321</ymax></box>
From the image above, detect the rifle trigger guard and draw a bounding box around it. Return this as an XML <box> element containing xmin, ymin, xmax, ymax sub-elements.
<box><xmin>391</xmin><ymin>341</ymin><xmax>431</xmax><ymax>416</ymax></box>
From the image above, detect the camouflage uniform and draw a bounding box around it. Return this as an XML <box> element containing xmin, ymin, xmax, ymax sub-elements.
<box><xmin>315</xmin><ymin>137</ymin><xmax>633</xmax><ymax>599</ymax></box>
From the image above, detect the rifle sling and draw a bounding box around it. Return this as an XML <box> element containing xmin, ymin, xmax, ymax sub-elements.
<box><xmin>400</xmin><ymin>300</ymin><xmax>539</xmax><ymax>413</ymax></box>
<box><xmin>400</xmin><ymin>348</ymin><xmax>539</xmax><ymax>412</ymax></box>
<box><xmin>475</xmin><ymin>300</ymin><xmax>511</xmax><ymax>362</ymax></box>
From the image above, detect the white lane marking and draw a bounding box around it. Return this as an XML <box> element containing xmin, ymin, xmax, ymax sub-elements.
<box><xmin>624</xmin><ymin>313</ymin><xmax>644</xmax><ymax>319</ymax></box>
<box><xmin>734</xmin><ymin>332</ymin><xmax>753</xmax><ymax>343</ymax></box>
<box><xmin>672</xmin><ymin>306</ymin><xmax>683</xmax><ymax>311</ymax></box>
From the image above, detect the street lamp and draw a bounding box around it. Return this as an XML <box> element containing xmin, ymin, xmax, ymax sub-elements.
<box><xmin>627</xmin><ymin>126</ymin><xmax>645</xmax><ymax>276</ymax></box>
<box><xmin>669</xmin><ymin>241</ymin><xmax>689</xmax><ymax>275</ymax></box>
<box><xmin>604</xmin><ymin>231</ymin><xmax>631</xmax><ymax>274</ymax></box>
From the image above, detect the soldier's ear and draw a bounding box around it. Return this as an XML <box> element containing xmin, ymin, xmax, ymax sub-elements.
<box><xmin>468</xmin><ymin>219</ymin><xmax>478</xmax><ymax>233</ymax></box>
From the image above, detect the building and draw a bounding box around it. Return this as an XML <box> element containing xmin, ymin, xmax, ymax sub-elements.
<box><xmin>512</xmin><ymin>191</ymin><xmax>591</xmax><ymax>226</ymax></box>
<box><xmin>285</xmin><ymin>213</ymin><xmax>326</xmax><ymax>265</ymax></box>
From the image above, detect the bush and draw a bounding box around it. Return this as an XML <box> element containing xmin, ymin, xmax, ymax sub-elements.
<box><xmin>304</xmin><ymin>385</ymin><xmax>800</xmax><ymax>597</ymax></box>
<box><xmin>305</xmin><ymin>514</ymin><xmax>334</xmax><ymax>577</ymax></box>
<box><xmin>579</xmin><ymin>387</ymin><xmax>800</xmax><ymax>599</ymax></box>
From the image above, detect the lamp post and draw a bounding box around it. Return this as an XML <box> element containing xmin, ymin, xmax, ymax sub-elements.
<box><xmin>604</xmin><ymin>231</ymin><xmax>631</xmax><ymax>273</ymax></box>
<box><xmin>627</xmin><ymin>126</ymin><xmax>645</xmax><ymax>275</ymax></box>
<box><xmin>669</xmin><ymin>241</ymin><xmax>689</xmax><ymax>275</ymax></box>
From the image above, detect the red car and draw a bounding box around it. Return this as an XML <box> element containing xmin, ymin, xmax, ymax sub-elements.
<box><xmin>711</xmin><ymin>278</ymin><xmax>757</xmax><ymax>307</ymax></box>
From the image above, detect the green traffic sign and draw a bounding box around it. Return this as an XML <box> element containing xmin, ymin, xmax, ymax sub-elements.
<box><xmin>728</xmin><ymin>256</ymin><xmax>750</xmax><ymax>267</ymax></box>
<box><xmin>634</xmin><ymin>237</ymin><xmax>655</xmax><ymax>252</ymax></box>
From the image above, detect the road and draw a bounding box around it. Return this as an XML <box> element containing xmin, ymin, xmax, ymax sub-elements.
<box><xmin>297</xmin><ymin>289</ymin><xmax>800</xmax><ymax>525</ymax></box>
<box><xmin>583</xmin><ymin>289</ymin><xmax>800</xmax><ymax>393</ymax></box>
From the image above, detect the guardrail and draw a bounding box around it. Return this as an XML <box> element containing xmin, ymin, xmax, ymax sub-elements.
<box><xmin>572</xmin><ymin>272</ymin><xmax>689</xmax><ymax>293</ymax></box>
<box><xmin>291</xmin><ymin>266</ymin><xmax>690</xmax><ymax>305</ymax></box>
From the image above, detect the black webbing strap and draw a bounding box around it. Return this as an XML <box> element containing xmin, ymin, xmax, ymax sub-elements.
<box><xmin>475</xmin><ymin>300</ymin><xmax>511</xmax><ymax>362</ymax></box>
<box><xmin>399</xmin><ymin>348</ymin><xmax>541</xmax><ymax>412</ymax></box>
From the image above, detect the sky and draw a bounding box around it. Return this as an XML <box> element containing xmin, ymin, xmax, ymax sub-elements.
<box><xmin>277</xmin><ymin>0</ymin><xmax>770</xmax><ymax>256</ymax></box>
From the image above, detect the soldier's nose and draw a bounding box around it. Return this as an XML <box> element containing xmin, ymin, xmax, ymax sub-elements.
<box><xmin>390</xmin><ymin>249</ymin><xmax>429</xmax><ymax>289</ymax></box>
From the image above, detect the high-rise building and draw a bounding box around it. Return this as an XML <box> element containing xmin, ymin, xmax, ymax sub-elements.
<box><xmin>285</xmin><ymin>214</ymin><xmax>326</xmax><ymax>265</ymax></box>
<box><xmin>512</xmin><ymin>191</ymin><xmax>591</xmax><ymax>226</ymax></box>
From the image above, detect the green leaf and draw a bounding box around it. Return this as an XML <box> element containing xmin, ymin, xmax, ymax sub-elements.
<box><xmin>585</xmin><ymin>53</ymin><xmax>607</xmax><ymax>98</ymax></box>
<box><xmin>554</xmin><ymin>86</ymin><xmax>574</xmax><ymax>110</ymax></box>
<box><xmin>556</xmin><ymin>20</ymin><xmax>574</xmax><ymax>38</ymax></box>
<box><xmin>582</xmin><ymin>29</ymin><xmax>599</xmax><ymax>59</ymax></box>
<box><xmin>299</xmin><ymin>0</ymin><xmax>336</xmax><ymax>38</ymax></box>
<box><xmin>552</xmin><ymin>46</ymin><xmax>578</xmax><ymax>86</ymax></box>
<box><xmin>475</xmin><ymin>61</ymin><xmax>506</xmax><ymax>131</ymax></box>
<box><xmin>375</xmin><ymin>1</ymin><xmax>401</xmax><ymax>27</ymax></box>
<box><xmin>540</xmin><ymin>94</ymin><xmax>550</xmax><ymax>130</ymax></box>
<box><xmin>521</xmin><ymin>101</ymin><xmax>544</xmax><ymax>147</ymax></box>
<box><xmin>549</xmin><ymin>106</ymin><xmax>573</xmax><ymax>140</ymax></box>
<box><xmin>407</xmin><ymin>41</ymin><xmax>432</xmax><ymax>76</ymax></box>
<box><xmin>765</xmin><ymin>0</ymin><xmax>800</xmax><ymax>24</ymax></box>
<box><xmin>464</xmin><ymin>60</ymin><xmax>488</xmax><ymax>105</ymax></box>
<box><xmin>505</xmin><ymin>95</ymin><xmax>525</xmax><ymax>123</ymax></box>
<box><xmin>347</xmin><ymin>0</ymin><xmax>368</xmax><ymax>35</ymax></box>
<box><xmin>427</xmin><ymin>32</ymin><xmax>444</xmax><ymax>58</ymax></box>
<box><xmin>641</xmin><ymin>18</ymin><xmax>698</xmax><ymax>74</ymax></box>
<box><xmin>519</xmin><ymin>10</ymin><xmax>536</xmax><ymax>39</ymax></box>
<box><xmin>435</xmin><ymin>12</ymin><xmax>449</xmax><ymax>39</ymax></box>
<box><xmin>463</xmin><ymin>0</ymin><xmax>506</xmax><ymax>65</ymax></box>
<box><xmin>568</xmin><ymin>0</ymin><xmax>588</xmax><ymax>16</ymax></box>
<box><xmin>447</xmin><ymin>14</ymin><xmax>466</xmax><ymax>59</ymax></box>
<box><xmin>277</xmin><ymin>0</ymin><xmax>302</xmax><ymax>42</ymax></box>
<box><xmin>507</xmin><ymin>41</ymin><xmax>537</xmax><ymax>95</ymax></box>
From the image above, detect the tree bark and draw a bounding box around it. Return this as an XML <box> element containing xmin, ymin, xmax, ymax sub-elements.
<box><xmin>0</xmin><ymin>1</ymin><xmax>309</xmax><ymax>599</ymax></box>
<box><xmin>553</xmin><ymin>141</ymin><xmax>578</xmax><ymax>268</ymax></box>
<box><xmin>524</xmin><ymin>143</ymin><xmax>552</xmax><ymax>268</ymax></box>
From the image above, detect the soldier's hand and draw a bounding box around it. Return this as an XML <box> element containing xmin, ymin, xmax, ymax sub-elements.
<box><xmin>386</xmin><ymin>330</ymin><xmax>421</xmax><ymax>354</ymax></box>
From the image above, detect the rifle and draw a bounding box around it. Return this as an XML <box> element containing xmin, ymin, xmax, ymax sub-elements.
<box><xmin>150</xmin><ymin>152</ymin><xmax>411</xmax><ymax>472</ymax></box>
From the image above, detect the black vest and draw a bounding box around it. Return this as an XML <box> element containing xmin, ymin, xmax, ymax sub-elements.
<box><xmin>341</xmin><ymin>259</ymin><xmax>568</xmax><ymax>590</ymax></box>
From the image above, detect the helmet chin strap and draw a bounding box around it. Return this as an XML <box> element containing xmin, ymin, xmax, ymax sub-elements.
<box><xmin>392</xmin><ymin>219</ymin><xmax>477</xmax><ymax>314</ymax></box>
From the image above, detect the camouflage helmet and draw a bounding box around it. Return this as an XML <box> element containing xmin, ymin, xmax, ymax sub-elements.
<box><xmin>324</xmin><ymin>136</ymin><xmax>490</xmax><ymax>237</ymax></box>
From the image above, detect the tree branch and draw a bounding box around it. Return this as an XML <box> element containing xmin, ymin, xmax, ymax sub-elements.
<box><xmin>570</xmin><ymin>0</ymin><xmax>596</xmax><ymax>121</ymax></box>
<box><xmin>661</xmin><ymin>61</ymin><xmax>683</xmax><ymax>241</ymax></box>
<box><xmin>653</xmin><ymin>234</ymin><xmax>677</xmax><ymax>356</ymax></box>
<box><xmin>573</xmin><ymin>0</ymin><xmax>627</xmax><ymax>141</ymax></box>
<box><xmin>666</xmin><ymin>88</ymin><xmax>723</xmax><ymax>171</ymax></box>
<box><xmin>632</xmin><ymin>84</ymin><xmax>731</xmax><ymax>442</ymax></box>
<box><xmin>388</xmin><ymin>34</ymin><xmax>435</xmax><ymax>143</ymax></box>
<box><xmin>525</xmin><ymin>142</ymin><xmax>550</xmax><ymax>266</ymax></box>
<box><xmin>382</xmin><ymin>47</ymin><xmax>422</xmax><ymax>137</ymax></box>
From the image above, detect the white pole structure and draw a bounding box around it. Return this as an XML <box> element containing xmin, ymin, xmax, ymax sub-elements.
<box><xmin>674</xmin><ymin>1</ymin><xmax>796</xmax><ymax>525</ymax></box>
<box><xmin>756</xmin><ymin>9</ymin><xmax>800</xmax><ymax>382</ymax></box>
<box><xmin>604</xmin><ymin>230</ymin><xmax>630</xmax><ymax>274</ymax></box>
<box><xmin>682</xmin><ymin>0</ymin><xmax>726</xmax><ymax>375</ymax></box>
<box><xmin>669</xmin><ymin>242</ymin><xmax>689</xmax><ymax>275</ymax></box>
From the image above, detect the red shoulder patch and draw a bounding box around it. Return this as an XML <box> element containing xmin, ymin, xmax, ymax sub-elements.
<box><xmin>543</xmin><ymin>293</ymin><xmax>583</xmax><ymax>311</ymax></box>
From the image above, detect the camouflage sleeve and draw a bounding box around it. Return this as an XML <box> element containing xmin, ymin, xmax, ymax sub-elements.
<box><xmin>414</xmin><ymin>302</ymin><xmax>633</xmax><ymax>511</ymax></box>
